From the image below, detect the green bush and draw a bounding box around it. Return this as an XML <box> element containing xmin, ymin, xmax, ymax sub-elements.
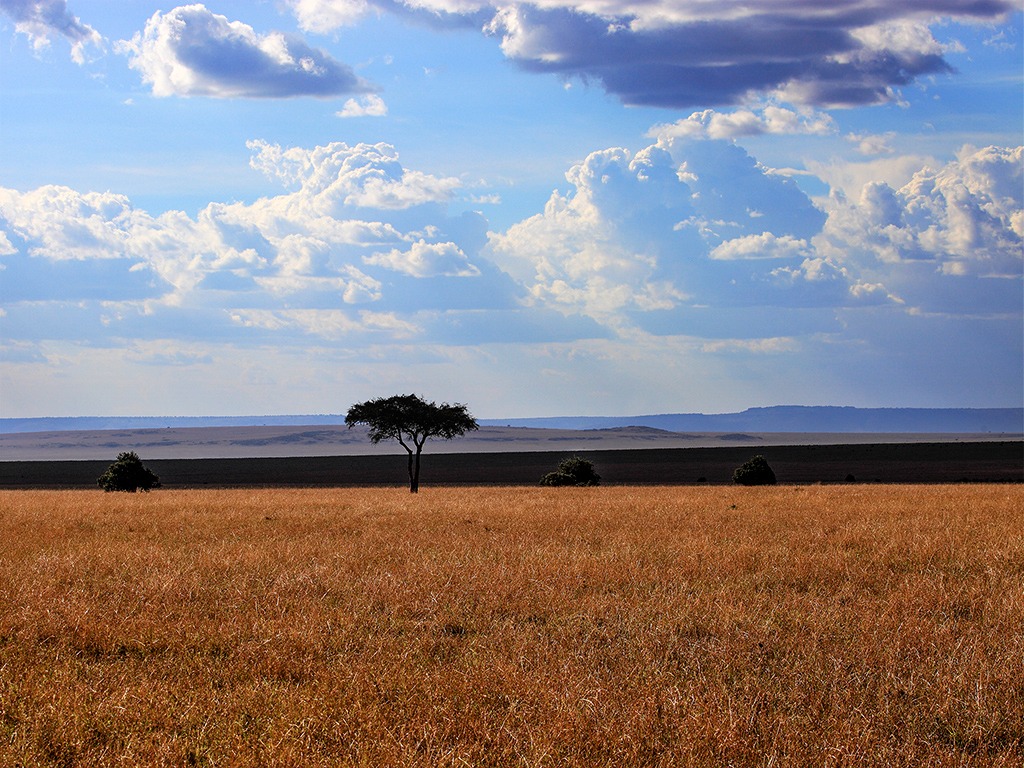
<box><xmin>97</xmin><ymin>451</ymin><xmax>161</xmax><ymax>492</ymax></box>
<box><xmin>540</xmin><ymin>455</ymin><xmax>600</xmax><ymax>487</ymax></box>
<box><xmin>732</xmin><ymin>455</ymin><xmax>777</xmax><ymax>486</ymax></box>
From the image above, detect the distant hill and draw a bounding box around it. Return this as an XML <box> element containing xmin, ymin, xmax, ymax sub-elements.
<box><xmin>1</xmin><ymin>406</ymin><xmax>1021</xmax><ymax>435</ymax></box>
<box><xmin>0</xmin><ymin>414</ymin><xmax>343</xmax><ymax>435</ymax></box>
<box><xmin>484</xmin><ymin>407</ymin><xmax>1024</xmax><ymax>434</ymax></box>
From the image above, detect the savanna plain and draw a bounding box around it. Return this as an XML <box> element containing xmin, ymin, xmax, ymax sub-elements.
<box><xmin>1</xmin><ymin>485</ymin><xmax>1021</xmax><ymax>767</ymax></box>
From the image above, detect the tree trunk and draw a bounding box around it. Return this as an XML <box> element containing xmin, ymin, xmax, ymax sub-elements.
<box><xmin>411</xmin><ymin>446</ymin><xmax>422</xmax><ymax>493</ymax></box>
<box><xmin>403</xmin><ymin>446</ymin><xmax>416</xmax><ymax>493</ymax></box>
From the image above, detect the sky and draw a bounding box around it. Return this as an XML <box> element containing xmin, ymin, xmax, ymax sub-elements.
<box><xmin>0</xmin><ymin>0</ymin><xmax>1021</xmax><ymax>419</ymax></box>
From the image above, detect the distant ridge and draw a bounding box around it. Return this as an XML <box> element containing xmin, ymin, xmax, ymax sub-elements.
<box><xmin>2</xmin><ymin>406</ymin><xmax>1021</xmax><ymax>435</ymax></box>
<box><xmin>484</xmin><ymin>407</ymin><xmax>1024</xmax><ymax>434</ymax></box>
<box><xmin>0</xmin><ymin>414</ymin><xmax>344</xmax><ymax>435</ymax></box>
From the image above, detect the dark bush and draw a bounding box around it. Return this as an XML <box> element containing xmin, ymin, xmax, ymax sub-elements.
<box><xmin>97</xmin><ymin>451</ymin><xmax>161</xmax><ymax>492</ymax></box>
<box><xmin>540</xmin><ymin>455</ymin><xmax>600</xmax><ymax>487</ymax></box>
<box><xmin>732</xmin><ymin>455</ymin><xmax>777</xmax><ymax>486</ymax></box>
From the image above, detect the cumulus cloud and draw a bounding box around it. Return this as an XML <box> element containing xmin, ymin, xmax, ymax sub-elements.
<box><xmin>0</xmin><ymin>185</ymin><xmax>136</xmax><ymax>261</ymax></box>
<box><xmin>487</xmin><ymin>139</ymin><xmax>849</xmax><ymax>323</ymax></box>
<box><xmin>0</xmin><ymin>139</ymin><xmax>549</xmax><ymax>348</ymax></box>
<box><xmin>247</xmin><ymin>140</ymin><xmax>460</xmax><ymax>210</ymax></box>
<box><xmin>489</xmin><ymin>136</ymin><xmax>1021</xmax><ymax>339</ymax></box>
<box><xmin>710</xmin><ymin>232</ymin><xmax>813</xmax><ymax>261</ymax></box>
<box><xmin>8</xmin><ymin>134</ymin><xmax>1016</xmax><ymax>353</ymax></box>
<box><xmin>365</xmin><ymin>240</ymin><xmax>480</xmax><ymax>277</ymax></box>
<box><xmin>0</xmin><ymin>0</ymin><xmax>102</xmax><ymax>63</ymax></box>
<box><xmin>337</xmin><ymin>94</ymin><xmax>388</xmax><ymax>117</ymax></box>
<box><xmin>818</xmin><ymin>145</ymin><xmax>1024</xmax><ymax>286</ymax></box>
<box><xmin>117</xmin><ymin>4</ymin><xmax>371</xmax><ymax>98</ymax></box>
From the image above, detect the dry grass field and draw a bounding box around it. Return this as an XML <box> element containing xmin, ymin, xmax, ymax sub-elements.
<box><xmin>1</xmin><ymin>485</ymin><xmax>1021</xmax><ymax>766</ymax></box>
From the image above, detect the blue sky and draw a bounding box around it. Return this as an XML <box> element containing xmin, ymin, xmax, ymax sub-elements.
<box><xmin>1</xmin><ymin>0</ymin><xmax>1021</xmax><ymax>418</ymax></box>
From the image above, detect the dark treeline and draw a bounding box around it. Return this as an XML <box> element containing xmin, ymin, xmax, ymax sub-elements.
<box><xmin>1</xmin><ymin>442</ymin><xmax>1020</xmax><ymax>489</ymax></box>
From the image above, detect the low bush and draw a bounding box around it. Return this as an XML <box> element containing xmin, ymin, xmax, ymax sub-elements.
<box><xmin>97</xmin><ymin>451</ymin><xmax>161</xmax><ymax>492</ymax></box>
<box><xmin>540</xmin><ymin>455</ymin><xmax>600</xmax><ymax>486</ymax></box>
<box><xmin>733</xmin><ymin>454</ymin><xmax>777</xmax><ymax>485</ymax></box>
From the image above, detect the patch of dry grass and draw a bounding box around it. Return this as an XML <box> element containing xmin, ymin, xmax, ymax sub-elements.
<box><xmin>0</xmin><ymin>485</ymin><xmax>1021</xmax><ymax>766</ymax></box>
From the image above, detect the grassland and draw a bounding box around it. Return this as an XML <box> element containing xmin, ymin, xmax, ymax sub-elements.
<box><xmin>1</xmin><ymin>485</ymin><xmax>1021</xmax><ymax>766</ymax></box>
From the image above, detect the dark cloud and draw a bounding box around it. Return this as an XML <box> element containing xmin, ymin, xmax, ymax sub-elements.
<box><xmin>480</xmin><ymin>1</ymin><xmax>1016</xmax><ymax>107</ymax></box>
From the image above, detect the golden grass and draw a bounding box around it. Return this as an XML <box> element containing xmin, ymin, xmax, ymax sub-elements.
<box><xmin>0</xmin><ymin>485</ymin><xmax>1021</xmax><ymax>766</ymax></box>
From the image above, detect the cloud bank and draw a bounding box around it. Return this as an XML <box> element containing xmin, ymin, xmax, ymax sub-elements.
<box><xmin>1</xmin><ymin>137</ymin><xmax>1020</xmax><ymax>414</ymax></box>
<box><xmin>3</xmin><ymin>137</ymin><xmax>1017</xmax><ymax>338</ymax></box>
<box><xmin>0</xmin><ymin>139</ymin><xmax>584</xmax><ymax>353</ymax></box>
<box><xmin>489</xmin><ymin>139</ymin><xmax>1021</xmax><ymax>329</ymax></box>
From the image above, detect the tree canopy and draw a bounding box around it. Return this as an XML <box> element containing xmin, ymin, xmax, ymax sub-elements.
<box><xmin>345</xmin><ymin>394</ymin><xmax>478</xmax><ymax>492</ymax></box>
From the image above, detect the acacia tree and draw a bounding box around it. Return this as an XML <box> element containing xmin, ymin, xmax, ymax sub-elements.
<box><xmin>345</xmin><ymin>394</ymin><xmax>478</xmax><ymax>493</ymax></box>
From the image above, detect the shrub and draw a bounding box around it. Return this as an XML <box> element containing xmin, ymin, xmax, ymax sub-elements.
<box><xmin>540</xmin><ymin>455</ymin><xmax>600</xmax><ymax>487</ymax></box>
<box><xmin>97</xmin><ymin>451</ymin><xmax>161</xmax><ymax>492</ymax></box>
<box><xmin>732</xmin><ymin>454</ymin><xmax>777</xmax><ymax>486</ymax></box>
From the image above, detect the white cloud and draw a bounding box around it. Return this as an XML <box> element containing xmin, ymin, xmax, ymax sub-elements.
<box><xmin>490</xmin><ymin>136</ymin><xmax>1022</xmax><ymax>343</ymax></box>
<box><xmin>819</xmin><ymin>145</ymin><xmax>1023</xmax><ymax>279</ymax></box>
<box><xmin>811</xmin><ymin>144</ymin><xmax>1023</xmax><ymax>324</ymax></box>
<box><xmin>255</xmin><ymin>266</ymin><xmax>383</xmax><ymax>304</ymax></box>
<box><xmin>710</xmin><ymin>232</ymin><xmax>812</xmax><ymax>260</ymax></box>
<box><xmin>10</xmin><ymin>136</ymin><xmax>1015</xmax><ymax>354</ymax></box>
<box><xmin>848</xmin><ymin>19</ymin><xmax>948</xmax><ymax>59</ymax></box>
<box><xmin>285</xmin><ymin>0</ymin><xmax>371</xmax><ymax>32</ymax></box>
<box><xmin>847</xmin><ymin>132</ymin><xmax>897</xmax><ymax>156</ymax></box>
<box><xmin>0</xmin><ymin>0</ymin><xmax>103</xmax><ymax>63</ymax></box>
<box><xmin>0</xmin><ymin>230</ymin><xmax>16</xmax><ymax>255</ymax></box>
<box><xmin>488</xmin><ymin>147</ymin><xmax>690</xmax><ymax>320</ymax></box>
<box><xmin>365</xmin><ymin>240</ymin><xmax>480</xmax><ymax>277</ymax></box>
<box><xmin>117</xmin><ymin>4</ymin><xmax>371</xmax><ymax>98</ymax></box>
<box><xmin>807</xmin><ymin>153</ymin><xmax>939</xmax><ymax>200</ymax></box>
<box><xmin>488</xmin><ymin>139</ymin><xmax>846</xmax><ymax>323</ymax></box>
<box><xmin>651</xmin><ymin>106</ymin><xmax>836</xmax><ymax>141</ymax></box>
<box><xmin>700</xmin><ymin>337</ymin><xmax>800</xmax><ymax>354</ymax></box>
<box><xmin>0</xmin><ymin>185</ymin><xmax>136</xmax><ymax>261</ymax></box>
<box><xmin>0</xmin><ymin>139</ymin><xmax>528</xmax><ymax>346</ymax></box>
<box><xmin>337</xmin><ymin>94</ymin><xmax>388</xmax><ymax>118</ymax></box>
<box><xmin>247</xmin><ymin>140</ymin><xmax>461</xmax><ymax>210</ymax></box>
<box><xmin>229</xmin><ymin>308</ymin><xmax>417</xmax><ymax>339</ymax></box>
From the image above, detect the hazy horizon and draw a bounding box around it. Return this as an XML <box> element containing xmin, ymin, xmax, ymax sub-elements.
<box><xmin>2</xmin><ymin>1</ymin><xmax>1021</xmax><ymax>418</ymax></box>
<box><xmin>4</xmin><ymin>405</ymin><xmax>1021</xmax><ymax>431</ymax></box>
